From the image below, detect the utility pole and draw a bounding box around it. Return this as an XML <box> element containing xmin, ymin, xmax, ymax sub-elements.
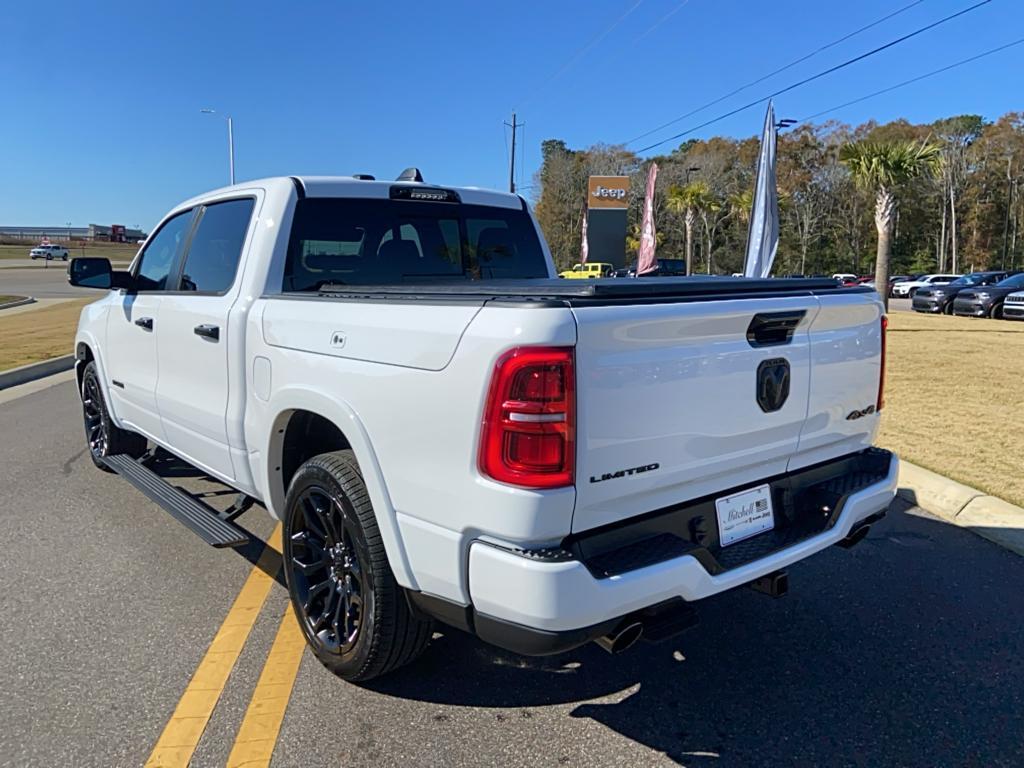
<box><xmin>1002</xmin><ymin>155</ymin><xmax>1013</xmax><ymax>268</ymax></box>
<box><xmin>505</xmin><ymin>112</ymin><xmax>524</xmax><ymax>193</ymax></box>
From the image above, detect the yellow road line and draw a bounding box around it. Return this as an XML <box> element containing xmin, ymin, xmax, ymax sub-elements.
<box><xmin>226</xmin><ymin>605</ymin><xmax>307</xmax><ymax>768</ymax></box>
<box><xmin>144</xmin><ymin>524</ymin><xmax>283</xmax><ymax>768</ymax></box>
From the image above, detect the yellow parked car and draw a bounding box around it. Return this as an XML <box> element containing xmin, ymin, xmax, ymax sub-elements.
<box><xmin>558</xmin><ymin>262</ymin><xmax>613</xmax><ymax>279</ymax></box>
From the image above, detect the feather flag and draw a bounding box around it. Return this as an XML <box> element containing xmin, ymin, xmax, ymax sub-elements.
<box><xmin>636</xmin><ymin>162</ymin><xmax>658</xmax><ymax>275</ymax></box>
<box><xmin>743</xmin><ymin>101</ymin><xmax>779</xmax><ymax>278</ymax></box>
<box><xmin>580</xmin><ymin>203</ymin><xmax>589</xmax><ymax>264</ymax></box>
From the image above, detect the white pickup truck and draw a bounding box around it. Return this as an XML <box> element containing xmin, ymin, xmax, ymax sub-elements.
<box><xmin>70</xmin><ymin>174</ymin><xmax>897</xmax><ymax>682</ymax></box>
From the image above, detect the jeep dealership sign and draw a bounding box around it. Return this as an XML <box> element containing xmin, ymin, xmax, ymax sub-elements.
<box><xmin>585</xmin><ymin>176</ymin><xmax>629</xmax><ymax>267</ymax></box>
<box><xmin>587</xmin><ymin>176</ymin><xmax>630</xmax><ymax>209</ymax></box>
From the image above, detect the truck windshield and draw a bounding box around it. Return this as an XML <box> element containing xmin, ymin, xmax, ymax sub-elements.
<box><xmin>282</xmin><ymin>197</ymin><xmax>548</xmax><ymax>291</ymax></box>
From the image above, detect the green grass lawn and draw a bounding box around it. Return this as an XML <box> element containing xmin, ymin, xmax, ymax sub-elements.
<box><xmin>0</xmin><ymin>295</ymin><xmax>25</xmax><ymax>305</ymax></box>
<box><xmin>878</xmin><ymin>311</ymin><xmax>1024</xmax><ymax>508</ymax></box>
<box><xmin>0</xmin><ymin>243</ymin><xmax>139</xmax><ymax>262</ymax></box>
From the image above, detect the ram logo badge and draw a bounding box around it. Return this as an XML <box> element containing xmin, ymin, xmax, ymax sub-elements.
<box><xmin>756</xmin><ymin>358</ymin><xmax>791</xmax><ymax>413</ymax></box>
<box><xmin>590</xmin><ymin>463</ymin><xmax>660</xmax><ymax>484</ymax></box>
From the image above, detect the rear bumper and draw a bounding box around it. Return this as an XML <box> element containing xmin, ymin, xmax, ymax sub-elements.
<box><xmin>450</xmin><ymin>449</ymin><xmax>897</xmax><ymax>654</ymax></box>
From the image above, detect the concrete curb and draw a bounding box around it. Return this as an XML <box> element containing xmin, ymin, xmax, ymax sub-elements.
<box><xmin>0</xmin><ymin>296</ymin><xmax>34</xmax><ymax>310</ymax></box>
<box><xmin>0</xmin><ymin>355</ymin><xmax>76</xmax><ymax>392</ymax></box>
<box><xmin>898</xmin><ymin>461</ymin><xmax>1024</xmax><ymax>557</ymax></box>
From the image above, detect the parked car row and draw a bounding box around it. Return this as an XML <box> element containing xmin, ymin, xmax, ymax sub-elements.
<box><xmin>910</xmin><ymin>271</ymin><xmax>1024</xmax><ymax>319</ymax></box>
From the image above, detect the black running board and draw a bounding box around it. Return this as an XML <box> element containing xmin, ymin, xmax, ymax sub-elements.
<box><xmin>103</xmin><ymin>454</ymin><xmax>249</xmax><ymax>548</ymax></box>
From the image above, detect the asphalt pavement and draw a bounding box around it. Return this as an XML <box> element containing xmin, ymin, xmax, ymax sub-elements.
<box><xmin>0</xmin><ymin>266</ymin><xmax>99</xmax><ymax>299</ymax></box>
<box><xmin>2</xmin><ymin>379</ymin><xmax>1021</xmax><ymax>767</ymax></box>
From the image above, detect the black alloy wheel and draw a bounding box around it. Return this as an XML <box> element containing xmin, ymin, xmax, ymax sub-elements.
<box><xmin>287</xmin><ymin>485</ymin><xmax>367</xmax><ymax>655</ymax></box>
<box><xmin>79</xmin><ymin>360</ymin><xmax>146</xmax><ymax>470</ymax></box>
<box><xmin>282</xmin><ymin>450</ymin><xmax>432</xmax><ymax>682</ymax></box>
<box><xmin>82</xmin><ymin>372</ymin><xmax>108</xmax><ymax>461</ymax></box>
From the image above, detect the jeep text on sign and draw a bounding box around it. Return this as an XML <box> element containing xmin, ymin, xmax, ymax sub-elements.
<box><xmin>587</xmin><ymin>176</ymin><xmax>630</xmax><ymax>209</ymax></box>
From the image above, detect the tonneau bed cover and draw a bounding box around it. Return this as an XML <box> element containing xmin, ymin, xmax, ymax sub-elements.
<box><xmin>313</xmin><ymin>277</ymin><xmax>871</xmax><ymax>305</ymax></box>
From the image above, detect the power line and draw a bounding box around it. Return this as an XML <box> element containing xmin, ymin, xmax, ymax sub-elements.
<box><xmin>627</xmin><ymin>0</ymin><xmax>927</xmax><ymax>144</ymax></box>
<box><xmin>515</xmin><ymin>0</ymin><xmax>645</xmax><ymax>109</ymax></box>
<box><xmin>633</xmin><ymin>0</ymin><xmax>993</xmax><ymax>153</ymax></box>
<box><xmin>633</xmin><ymin>0</ymin><xmax>694</xmax><ymax>44</ymax></box>
<box><xmin>800</xmin><ymin>37</ymin><xmax>1024</xmax><ymax>122</ymax></box>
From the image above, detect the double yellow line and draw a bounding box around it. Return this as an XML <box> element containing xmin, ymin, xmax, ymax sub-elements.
<box><xmin>144</xmin><ymin>524</ymin><xmax>308</xmax><ymax>768</ymax></box>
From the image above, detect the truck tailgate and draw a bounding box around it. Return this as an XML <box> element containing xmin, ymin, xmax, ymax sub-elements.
<box><xmin>570</xmin><ymin>292</ymin><xmax>883</xmax><ymax>534</ymax></box>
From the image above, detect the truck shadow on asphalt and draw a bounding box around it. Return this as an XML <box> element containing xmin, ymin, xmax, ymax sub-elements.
<box><xmin>366</xmin><ymin>501</ymin><xmax>1024</xmax><ymax>766</ymax></box>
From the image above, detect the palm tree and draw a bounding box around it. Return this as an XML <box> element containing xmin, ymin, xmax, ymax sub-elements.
<box><xmin>625</xmin><ymin>222</ymin><xmax>663</xmax><ymax>257</ymax></box>
<box><xmin>839</xmin><ymin>139</ymin><xmax>942</xmax><ymax>309</ymax></box>
<box><xmin>729</xmin><ymin>189</ymin><xmax>754</xmax><ymax>228</ymax></box>
<box><xmin>666</xmin><ymin>181</ymin><xmax>715</xmax><ymax>275</ymax></box>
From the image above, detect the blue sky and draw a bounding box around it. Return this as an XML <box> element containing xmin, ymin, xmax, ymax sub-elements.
<box><xmin>1</xmin><ymin>0</ymin><xmax>1020</xmax><ymax>229</ymax></box>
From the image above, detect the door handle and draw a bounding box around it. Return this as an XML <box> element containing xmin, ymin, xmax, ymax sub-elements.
<box><xmin>194</xmin><ymin>324</ymin><xmax>220</xmax><ymax>341</ymax></box>
<box><xmin>134</xmin><ymin>317</ymin><xmax>154</xmax><ymax>331</ymax></box>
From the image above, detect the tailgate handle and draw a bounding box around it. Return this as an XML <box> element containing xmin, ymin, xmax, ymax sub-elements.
<box><xmin>746</xmin><ymin>310</ymin><xmax>805</xmax><ymax>347</ymax></box>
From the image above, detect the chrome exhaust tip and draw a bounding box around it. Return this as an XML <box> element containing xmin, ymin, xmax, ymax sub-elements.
<box><xmin>594</xmin><ymin>621</ymin><xmax>644</xmax><ymax>654</ymax></box>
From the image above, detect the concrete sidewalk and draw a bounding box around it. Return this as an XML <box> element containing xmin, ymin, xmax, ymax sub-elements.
<box><xmin>0</xmin><ymin>297</ymin><xmax>76</xmax><ymax>316</ymax></box>
<box><xmin>898</xmin><ymin>460</ymin><xmax>1024</xmax><ymax>557</ymax></box>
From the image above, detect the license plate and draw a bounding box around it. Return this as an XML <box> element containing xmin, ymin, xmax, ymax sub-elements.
<box><xmin>715</xmin><ymin>484</ymin><xmax>774</xmax><ymax>547</ymax></box>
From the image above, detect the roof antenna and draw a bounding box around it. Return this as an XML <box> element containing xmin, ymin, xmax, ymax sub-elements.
<box><xmin>396</xmin><ymin>167</ymin><xmax>424</xmax><ymax>182</ymax></box>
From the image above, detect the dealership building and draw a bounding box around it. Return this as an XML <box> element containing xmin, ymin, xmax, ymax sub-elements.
<box><xmin>0</xmin><ymin>224</ymin><xmax>147</xmax><ymax>242</ymax></box>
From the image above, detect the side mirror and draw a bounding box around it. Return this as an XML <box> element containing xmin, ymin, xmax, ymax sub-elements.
<box><xmin>68</xmin><ymin>257</ymin><xmax>133</xmax><ymax>290</ymax></box>
<box><xmin>69</xmin><ymin>257</ymin><xmax>112</xmax><ymax>289</ymax></box>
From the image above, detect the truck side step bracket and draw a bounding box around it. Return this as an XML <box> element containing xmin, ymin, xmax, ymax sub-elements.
<box><xmin>103</xmin><ymin>454</ymin><xmax>250</xmax><ymax>548</ymax></box>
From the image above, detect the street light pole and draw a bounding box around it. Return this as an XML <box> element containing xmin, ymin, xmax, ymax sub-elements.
<box><xmin>201</xmin><ymin>108</ymin><xmax>235</xmax><ymax>185</ymax></box>
<box><xmin>227</xmin><ymin>116</ymin><xmax>235</xmax><ymax>185</ymax></box>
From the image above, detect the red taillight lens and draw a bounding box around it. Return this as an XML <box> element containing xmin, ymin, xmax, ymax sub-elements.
<box><xmin>479</xmin><ymin>347</ymin><xmax>575</xmax><ymax>489</ymax></box>
<box><xmin>877</xmin><ymin>314</ymin><xmax>888</xmax><ymax>411</ymax></box>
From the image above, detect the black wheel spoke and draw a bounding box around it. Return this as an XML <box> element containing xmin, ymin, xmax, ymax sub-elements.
<box><xmin>317</xmin><ymin>583</ymin><xmax>341</xmax><ymax>634</ymax></box>
<box><xmin>288</xmin><ymin>483</ymin><xmax>368</xmax><ymax>655</ymax></box>
<box><xmin>303</xmin><ymin>579</ymin><xmax>331</xmax><ymax>614</ymax></box>
<box><xmin>292</xmin><ymin>553</ymin><xmax>327</xmax><ymax>575</ymax></box>
<box><xmin>300</xmin><ymin>496</ymin><xmax>328</xmax><ymax>541</ymax></box>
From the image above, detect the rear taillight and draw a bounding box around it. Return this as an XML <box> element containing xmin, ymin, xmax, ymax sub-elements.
<box><xmin>479</xmin><ymin>347</ymin><xmax>575</xmax><ymax>489</ymax></box>
<box><xmin>877</xmin><ymin>314</ymin><xmax>888</xmax><ymax>411</ymax></box>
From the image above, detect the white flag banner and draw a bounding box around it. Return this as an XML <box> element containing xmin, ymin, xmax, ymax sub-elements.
<box><xmin>636</xmin><ymin>162</ymin><xmax>659</xmax><ymax>275</ymax></box>
<box><xmin>743</xmin><ymin>101</ymin><xmax>779</xmax><ymax>278</ymax></box>
<box><xmin>580</xmin><ymin>204</ymin><xmax>589</xmax><ymax>264</ymax></box>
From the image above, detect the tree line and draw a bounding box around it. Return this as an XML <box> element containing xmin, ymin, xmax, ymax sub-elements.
<box><xmin>532</xmin><ymin>112</ymin><xmax>1024</xmax><ymax>280</ymax></box>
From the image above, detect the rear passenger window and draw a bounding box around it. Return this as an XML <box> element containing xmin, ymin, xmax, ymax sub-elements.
<box><xmin>135</xmin><ymin>209</ymin><xmax>194</xmax><ymax>291</ymax></box>
<box><xmin>180</xmin><ymin>199</ymin><xmax>254</xmax><ymax>293</ymax></box>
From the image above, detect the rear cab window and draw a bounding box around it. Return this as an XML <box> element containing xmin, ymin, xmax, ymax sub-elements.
<box><xmin>281</xmin><ymin>192</ymin><xmax>548</xmax><ymax>292</ymax></box>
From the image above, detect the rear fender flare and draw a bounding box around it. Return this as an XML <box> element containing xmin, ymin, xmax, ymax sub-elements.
<box><xmin>262</xmin><ymin>386</ymin><xmax>418</xmax><ymax>591</ymax></box>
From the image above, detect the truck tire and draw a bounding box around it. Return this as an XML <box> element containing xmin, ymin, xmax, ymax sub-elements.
<box><xmin>80</xmin><ymin>361</ymin><xmax>147</xmax><ymax>470</ymax></box>
<box><xmin>282</xmin><ymin>450</ymin><xmax>432</xmax><ymax>682</ymax></box>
